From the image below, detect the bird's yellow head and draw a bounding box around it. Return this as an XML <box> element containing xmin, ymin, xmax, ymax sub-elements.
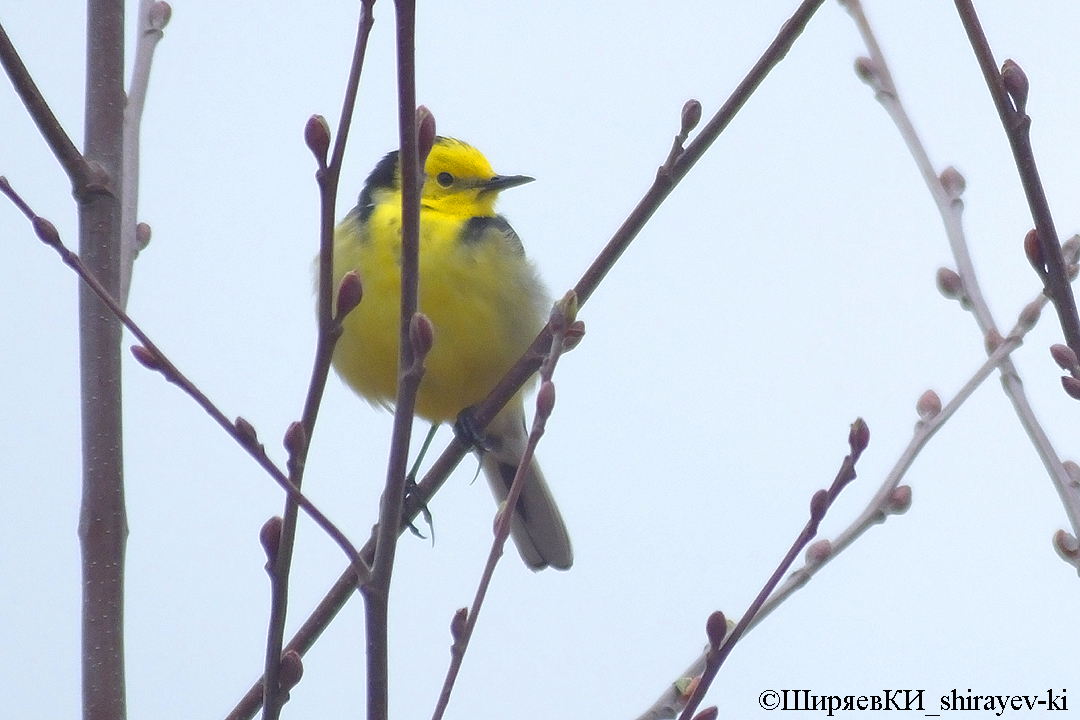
<box><xmin>357</xmin><ymin>137</ymin><xmax>533</xmax><ymax>220</ymax></box>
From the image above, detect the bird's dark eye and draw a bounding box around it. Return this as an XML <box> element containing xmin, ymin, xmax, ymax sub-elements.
<box><xmin>436</xmin><ymin>171</ymin><xmax>454</xmax><ymax>187</ymax></box>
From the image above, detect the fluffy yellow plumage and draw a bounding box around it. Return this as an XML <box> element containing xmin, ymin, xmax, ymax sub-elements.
<box><xmin>329</xmin><ymin>137</ymin><xmax>573</xmax><ymax>571</ymax></box>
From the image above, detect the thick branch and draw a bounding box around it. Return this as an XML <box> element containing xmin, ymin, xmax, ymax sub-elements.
<box><xmin>0</xmin><ymin>21</ymin><xmax>93</xmax><ymax>191</ymax></box>
<box><xmin>78</xmin><ymin>1</ymin><xmax>127</xmax><ymax>719</ymax></box>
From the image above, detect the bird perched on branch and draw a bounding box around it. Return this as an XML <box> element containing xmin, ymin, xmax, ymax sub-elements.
<box><xmin>329</xmin><ymin>136</ymin><xmax>572</xmax><ymax>571</ymax></box>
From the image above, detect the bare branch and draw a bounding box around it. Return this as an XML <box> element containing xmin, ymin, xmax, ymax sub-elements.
<box><xmin>260</xmin><ymin>1</ymin><xmax>377</xmax><ymax>716</ymax></box>
<box><xmin>673</xmin><ymin>421</ymin><xmax>869</xmax><ymax>720</ymax></box>
<box><xmin>845</xmin><ymin>0</ymin><xmax>1080</xmax><ymax>552</ymax></box>
<box><xmin>119</xmin><ymin>0</ymin><xmax>171</xmax><ymax>307</ymax></box>
<box><xmin>229</xmin><ymin>2</ymin><xmax>832</xmax><ymax>715</ymax></box>
<box><xmin>0</xmin><ymin>20</ymin><xmax>93</xmax><ymax>191</ymax></box>
<box><xmin>952</xmin><ymin>0</ymin><xmax>1080</xmax><ymax>354</ymax></box>
<box><xmin>431</xmin><ymin>294</ymin><xmax>582</xmax><ymax>720</ymax></box>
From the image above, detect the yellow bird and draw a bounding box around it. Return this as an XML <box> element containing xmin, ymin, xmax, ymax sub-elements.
<box><xmin>330</xmin><ymin>137</ymin><xmax>573</xmax><ymax>571</ymax></box>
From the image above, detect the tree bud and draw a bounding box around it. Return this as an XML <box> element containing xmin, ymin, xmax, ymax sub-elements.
<box><xmin>916</xmin><ymin>389</ymin><xmax>942</xmax><ymax>421</ymax></box>
<box><xmin>1001</xmin><ymin>59</ymin><xmax>1029</xmax><ymax>114</ymax></box>
<box><xmin>939</xmin><ymin>166</ymin><xmax>966</xmax><ymax>200</ymax></box>
<box><xmin>335</xmin><ymin>270</ymin><xmax>363</xmax><ymax>319</ymax></box>
<box><xmin>260</xmin><ymin>516</ymin><xmax>283</xmax><ymax>568</ymax></box>
<box><xmin>1024</xmin><ymin>229</ymin><xmax>1045</xmax><ymax>274</ymax></box>
<box><xmin>705</xmin><ymin>610</ymin><xmax>727</xmax><ymax>649</ymax></box>
<box><xmin>681</xmin><ymin>99</ymin><xmax>702</xmax><ymax>135</ymax></box>
<box><xmin>304</xmin><ymin>115</ymin><xmax>331</xmax><ymax>167</ymax></box>
<box><xmin>1062</xmin><ymin>375</ymin><xmax>1080</xmax><ymax>401</ymax></box>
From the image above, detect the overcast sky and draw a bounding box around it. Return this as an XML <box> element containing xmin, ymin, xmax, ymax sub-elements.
<box><xmin>2</xmin><ymin>1</ymin><xmax>1079</xmax><ymax>718</ymax></box>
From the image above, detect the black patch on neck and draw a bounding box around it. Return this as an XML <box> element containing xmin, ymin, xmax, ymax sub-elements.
<box><xmin>356</xmin><ymin>149</ymin><xmax>400</xmax><ymax>222</ymax></box>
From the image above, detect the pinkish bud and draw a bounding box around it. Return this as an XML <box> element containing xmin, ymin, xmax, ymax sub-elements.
<box><xmin>278</xmin><ymin>650</ymin><xmax>304</xmax><ymax>692</ymax></box>
<box><xmin>536</xmin><ymin>380</ymin><xmax>556</xmax><ymax>419</ymax></box>
<box><xmin>335</xmin><ymin>270</ymin><xmax>363</xmax><ymax>319</ymax></box>
<box><xmin>985</xmin><ymin>328</ymin><xmax>1004</xmax><ymax>354</ymax></box>
<box><xmin>1001</xmin><ymin>59</ymin><xmax>1029</xmax><ymax>114</ymax></box>
<box><xmin>848</xmin><ymin>417</ymin><xmax>870</xmax><ymax>458</ymax></box>
<box><xmin>409</xmin><ymin>312</ymin><xmax>434</xmax><ymax>359</ymax></box>
<box><xmin>805</xmin><ymin>539</ymin><xmax>832</xmax><ymax>564</ymax></box>
<box><xmin>916</xmin><ymin>390</ymin><xmax>942</xmax><ymax>421</ymax></box>
<box><xmin>939</xmin><ymin>166</ymin><xmax>966</xmax><ymax>200</ymax></box>
<box><xmin>135</xmin><ymin>222</ymin><xmax>152</xmax><ymax>251</ymax></box>
<box><xmin>888</xmin><ymin>485</ymin><xmax>912</xmax><ymax>514</ymax></box>
<box><xmin>809</xmin><ymin>488</ymin><xmax>829</xmax><ymax>523</ymax></box>
<box><xmin>692</xmin><ymin>707</ymin><xmax>719</xmax><ymax>720</ymax></box>
<box><xmin>1024</xmin><ymin>229</ymin><xmax>1045</xmax><ymax>274</ymax></box>
<box><xmin>1053</xmin><ymin>529</ymin><xmax>1079</xmax><ymax>562</ymax></box>
<box><xmin>417</xmin><ymin>106</ymin><xmax>436</xmax><ymax>167</ymax></box>
<box><xmin>681</xmin><ymin>99</ymin><xmax>702</xmax><ymax>136</ymax></box>
<box><xmin>1016</xmin><ymin>299</ymin><xmax>1042</xmax><ymax>333</ymax></box>
<box><xmin>450</xmin><ymin>607</ymin><xmax>468</xmax><ymax>641</ymax></box>
<box><xmin>130</xmin><ymin>344</ymin><xmax>161</xmax><ymax>371</ymax></box>
<box><xmin>935</xmin><ymin>267</ymin><xmax>964</xmax><ymax>301</ymax></box>
<box><xmin>854</xmin><ymin>56</ymin><xmax>878</xmax><ymax>85</ymax></box>
<box><xmin>283</xmin><ymin>421</ymin><xmax>307</xmax><ymax>459</ymax></box>
<box><xmin>260</xmin><ymin>516</ymin><xmax>283</xmax><ymax>568</ymax></box>
<box><xmin>1062</xmin><ymin>375</ymin><xmax>1080</xmax><ymax>401</ymax></box>
<box><xmin>32</xmin><ymin>216</ymin><xmax>61</xmax><ymax>248</ymax></box>
<box><xmin>1050</xmin><ymin>344</ymin><xmax>1078</xmax><ymax>371</ymax></box>
<box><xmin>235</xmin><ymin>416</ymin><xmax>259</xmax><ymax>448</ymax></box>
<box><xmin>304</xmin><ymin>115</ymin><xmax>331</xmax><ymax>168</ymax></box>
<box><xmin>705</xmin><ymin>610</ymin><xmax>727</xmax><ymax>649</ymax></box>
<box><xmin>149</xmin><ymin>1</ymin><xmax>172</xmax><ymax>30</ymax></box>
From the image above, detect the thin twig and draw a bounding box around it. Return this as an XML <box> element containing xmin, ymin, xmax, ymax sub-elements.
<box><xmin>754</xmin><ymin>305</ymin><xmax>1042</xmax><ymax>625</ymax></box>
<box><xmin>0</xmin><ymin>179</ymin><xmax>368</xmax><ymax>586</ymax></box>
<box><xmin>952</xmin><ymin>0</ymin><xmax>1080</xmax><ymax>354</ymax></box>
<box><xmin>260</xmin><ymin>1</ymin><xmax>376</xmax><ymax>716</ymax></box>
<box><xmin>119</xmin><ymin>0</ymin><xmax>170</xmax><ymax>308</ymax></box>
<box><xmin>0</xmin><ymin>20</ymin><xmax>93</xmax><ymax>192</ymax></box>
<box><xmin>227</xmin><ymin>2</ymin><xmax>829</xmax><ymax>715</ymax></box>
<box><xmin>364</xmin><ymin>1</ymin><xmax>423</xmax><ymax>716</ymax></box>
<box><xmin>634</xmin><ymin>313</ymin><xmax>1038</xmax><ymax>720</ymax></box>
<box><xmin>844</xmin><ymin>0</ymin><xmax>1080</xmax><ymax>549</ymax></box>
<box><xmin>431</xmin><ymin>295</ymin><xmax>581</xmax><ymax>720</ymax></box>
<box><xmin>674</xmin><ymin>421</ymin><xmax>869</xmax><ymax>720</ymax></box>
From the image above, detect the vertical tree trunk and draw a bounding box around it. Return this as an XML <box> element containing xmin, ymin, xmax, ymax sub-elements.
<box><xmin>78</xmin><ymin>1</ymin><xmax>128</xmax><ymax>719</ymax></box>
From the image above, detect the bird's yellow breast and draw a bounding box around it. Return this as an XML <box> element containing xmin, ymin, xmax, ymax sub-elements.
<box><xmin>331</xmin><ymin>200</ymin><xmax>547</xmax><ymax>423</ymax></box>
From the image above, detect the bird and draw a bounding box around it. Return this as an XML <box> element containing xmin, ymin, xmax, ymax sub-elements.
<box><xmin>328</xmin><ymin>136</ymin><xmax>573</xmax><ymax>571</ymax></box>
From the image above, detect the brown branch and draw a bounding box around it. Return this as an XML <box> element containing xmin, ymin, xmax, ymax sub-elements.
<box><xmin>952</xmin><ymin>0</ymin><xmax>1080</xmax><ymax>355</ymax></box>
<box><xmin>260</xmin><ymin>1</ymin><xmax>376</xmax><ymax>716</ymax></box>
<box><xmin>844</xmin><ymin>0</ymin><xmax>1080</xmax><ymax>546</ymax></box>
<box><xmin>363</xmin><ymin>2</ymin><xmax>424</xmax><ymax>718</ymax></box>
<box><xmin>0</xmin><ymin>178</ymin><xmax>368</xmax><ymax>593</ymax></box>
<box><xmin>431</xmin><ymin>295</ymin><xmax>582</xmax><ymax>720</ymax></box>
<box><xmin>227</xmin><ymin>1</ymin><xmax>829</xmax><ymax>715</ymax></box>
<box><xmin>675</xmin><ymin>421</ymin><xmax>870</xmax><ymax>720</ymax></box>
<box><xmin>0</xmin><ymin>20</ymin><xmax>93</xmax><ymax>192</ymax></box>
<box><xmin>78</xmin><ymin>2</ymin><xmax>127</xmax><ymax>719</ymax></box>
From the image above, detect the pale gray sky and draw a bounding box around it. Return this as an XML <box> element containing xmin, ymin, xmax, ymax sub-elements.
<box><xmin>2</xmin><ymin>1</ymin><xmax>1078</xmax><ymax>718</ymax></box>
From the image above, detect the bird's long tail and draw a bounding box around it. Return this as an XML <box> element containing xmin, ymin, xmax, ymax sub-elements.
<box><xmin>479</xmin><ymin>403</ymin><xmax>573</xmax><ymax>571</ymax></box>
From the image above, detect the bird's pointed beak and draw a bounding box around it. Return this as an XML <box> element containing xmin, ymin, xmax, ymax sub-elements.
<box><xmin>481</xmin><ymin>174</ymin><xmax>535</xmax><ymax>194</ymax></box>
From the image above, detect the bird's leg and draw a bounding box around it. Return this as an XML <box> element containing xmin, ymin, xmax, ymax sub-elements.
<box><xmin>453</xmin><ymin>406</ymin><xmax>495</xmax><ymax>454</ymax></box>
<box><xmin>403</xmin><ymin>423</ymin><xmax>440</xmax><ymax>542</ymax></box>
